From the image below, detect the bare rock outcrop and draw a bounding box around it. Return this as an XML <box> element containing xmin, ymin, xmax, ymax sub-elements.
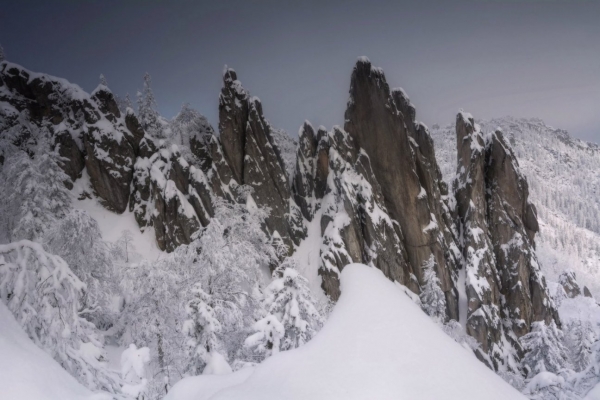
<box><xmin>342</xmin><ymin>57</ymin><xmax>460</xmax><ymax>319</ymax></box>
<box><xmin>218</xmin><ymin>67</ymin><xmax>301</xmax><ymax>248</ymax></box>
<box><xmin>453</xmin><ymin>111</ymin><xmax>559</xmax><ymax>372</ymax></box>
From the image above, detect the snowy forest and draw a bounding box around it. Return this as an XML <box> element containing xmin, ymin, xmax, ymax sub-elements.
<box><xmin>1</xmin><ymin>16</ymin><xmax>600</xmax><ymax>400</ymax></box>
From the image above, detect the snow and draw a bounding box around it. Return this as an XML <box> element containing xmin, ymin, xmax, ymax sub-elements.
<box><xmin>292</xmin><ymin>209</ymin><xmax>328</xmax><ymax>304</ymax></box>
<box><xmin>167</xmin><ymin>264</ymin><xmax>525</xmax><ymax>400</ymax></box>
<box><xmin>0</xmin><ymin>302</ymin><xmax>109</xmax><ymax>400</ymax></box>
<box><xmin>164</xmin><ymin>368</ymin><xmax>254</xmax><ymax>400</ymax></box>
<box><xmin>586</xmin><ymin>383</ymin><xmax>600</xmax><ymax>400</ymax></box>
<box><xmin>72</xmin><ymin>169</ymin><xmax>163</xmax><ymax>261</ymax></box>
<box><xmin>202</xmin><ymin>352</ymin><xmax>233</xmax><ymax>375</ymax></box>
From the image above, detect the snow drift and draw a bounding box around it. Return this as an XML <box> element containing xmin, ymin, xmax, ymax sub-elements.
<box><xmin>0</xmin><ymin>301</ymin><xmax>109</xmax><ymax>400</ymax></box>
<box><xmin>167</xmin><ymin>263</ymin><xmax>525</xmax><ymax>400</ymax></box>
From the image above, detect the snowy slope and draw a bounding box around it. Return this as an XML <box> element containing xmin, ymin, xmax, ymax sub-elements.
<box><xmin>430</xmin><ymin>117</ymin><xmax>600</xmax><ymax>296</ymax></box>
<box><xmin>166</xmin><ymin>264</ymin><xmax>525</xmax><ymax>400</ymax></box>
<box><xmin>0</xmin><ymin>302</ymin><xmax>110</xmax><ymax>400</ymax></box>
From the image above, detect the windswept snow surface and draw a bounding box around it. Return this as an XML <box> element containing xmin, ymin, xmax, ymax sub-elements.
<box><xmin>0</xmin><ymin>302</ymin><xmax>109</xmax><ymax>400</ymax></box>
<box><xmin>167</xmin><ymin>264</ymin><xmax>525</xmax><ymax>400</ymax></box>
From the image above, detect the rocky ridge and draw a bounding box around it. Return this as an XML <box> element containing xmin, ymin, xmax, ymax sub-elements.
<box><xmin>0</xmin><ymin>57</ymin><xmax>563</xmax><ymax>377</ymax></box>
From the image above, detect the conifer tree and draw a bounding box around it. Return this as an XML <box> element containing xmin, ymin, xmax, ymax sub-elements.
<box><xmin>567</xmin><ymin>320</ymin><xmax>596</xmax><ymax>372</ymax></box>
<box><xmin>137</xmin><ymin>72</ymin><xmax>163</xmax><ymax>137</ymax></box>
<box><xmin>182</xmin><ymin>284</ymin><xmax>224</xmax><ymax>375</ymax></box>
<box><xmin>3</xmin><ymin>132</ymin><xmax>71</xmax><ymax>241</ymax></box>
<box><xmin>246</xmin><ymin>259</ymin><xmax>322</xmax><ymax>358</ymax></box>
<box><xmin>419</xmin><ymin>255</ymin><xmax>447</xmax><ymax>323</ymax></box>
<box><xmin>520</xmin><ymin>320</ymin><xmax>571</xmax><ymax>378</ymax></box>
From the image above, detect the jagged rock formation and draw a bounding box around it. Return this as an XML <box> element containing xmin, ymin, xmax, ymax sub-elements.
<box><xmin>0</xmin><ymin>62</ymin><xmax>139</xmax><ymax>212</ymax></box>
<box><xmin>294</xmin><ymin>124</ymin><xmax>412</xmax><ymax>300</ymax></box>
<box><xmin>1</xmin><ymin>58</ymin><xmax>568</xmax><ymax>379</ymax></box>
<box><xmin>453</xmin><ymin>111</ymin><xmax>559</xmax><ymax>372</ymax></box>
<box><xmin>218</xmin><ymin>68</ymin><xmax>302</xmax><ymax>249</ymax></box>
<box><xmin>339</xmin><ymin>58</ymin><xmax>460</xmax><ymax>317</ymax></box>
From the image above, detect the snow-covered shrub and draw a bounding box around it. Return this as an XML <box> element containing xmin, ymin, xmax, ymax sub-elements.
<box><xmin>121</xmin><ymin>343</ymin><xmax>151</xmax><ymax>399</ymax></box>
<box><xmin>0</xmin><ymin>240</ymin><xmax>121</xmax><ymax>393</ymax></box>
<box><xmin>442</xmin><ymin>320</ymin><xmax>480</xmax><ymax>352</ymax></box>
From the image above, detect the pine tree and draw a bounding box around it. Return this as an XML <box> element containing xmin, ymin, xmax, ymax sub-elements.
<box><xmin>567</xmin><ymin>319</ymin><xmax>596</xmax><ymax>372</ymax></box>
<box><xmin>3</xmin><ymin>133</ymin><xmax>71</xmax><ymax>241</ymax></box>
<box><xmin>99</xmin><ymin>73</ymin><xmax>108</xmax><ymax>87</ymax></box>
<box><xmin>45</xmin><ymin>209</ymin><xmax>118</xmax><ymax>328</ymax></box>
<box><xmin>245</xmin><ymin>314</ymin><xmax>284</xmax><ymax>358</ymax></box>
<box><xmin>520</xmin><ymin>320</ymin><xmax>571</xmax><ymax>378</ymax></box>
<box><xmin>246</xmin><ymin>258</ymin><xmax>322</xmax><ymax>358</ymax></box>
<box><xmin>182</xmin><ymin>284</ymin><xmax>224</xmax><ymax>375</ymax></box>
<box><xmin>419</xmin><ymin>255</ymin><xmax>447</xmax><ymax>323</ymax></box>
<box><xmin>137</xmin><ymin>72</ymin><xmax>163</xmax><ymax>137</ymax></box>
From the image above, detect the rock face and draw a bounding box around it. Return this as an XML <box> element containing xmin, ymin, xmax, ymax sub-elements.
<box><xmin>0</xmin><ymin>62</ymin><xmax>142</xmax><ymax>210</ymax></box>
<box><xmin>310</xmin><ymin>126</ymin><xmax>412</xmax><ymax>300</ymax></box>
<box><xmin>453</xmin><ymin>111</ymin><xmax>559</xmax><ymax>372</ymax></box>
<box><xmin>218</xmin><ymin>68</ymin><xmax>301</xmax><ymax>249</ymax></box>
<box><xmin>341</xmin><ymin>58</ymin><xmax>460</xmax><ymax>318</ymax></box>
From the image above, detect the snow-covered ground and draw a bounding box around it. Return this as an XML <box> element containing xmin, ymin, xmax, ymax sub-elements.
<box><xmin>166</xmin><ymin>264</ymin><xmax>525</xmax><ymax>400</ymax></box>
<box><xmin>0</xmin><ymin>302</ymin><xmax>110</xmax><ymax>400</ymax></box>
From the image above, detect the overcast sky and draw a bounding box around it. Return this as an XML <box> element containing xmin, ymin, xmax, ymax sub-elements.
<box><xmin>1</xmin><ymin>0</ymin><xmax>599</xmax><ymax>142</ymax></box>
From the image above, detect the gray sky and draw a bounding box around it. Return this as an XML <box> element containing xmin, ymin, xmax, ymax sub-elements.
<box><xmin>1</xmin><ymin>0</ymin><xmax>599</xmax><ymax>142</ymax></box>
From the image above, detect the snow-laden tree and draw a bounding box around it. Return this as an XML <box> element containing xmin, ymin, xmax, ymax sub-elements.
<box><xmin>246</xmin><ymin>259</ymin><xmax>322</xmax><ymax>358</ymax></box>
<box><xmin>170</xmin><ymin>103</ymin><xmax>214</xmax><ymax>149</ymax></box>
<box><xmin>0</xmin><ymin>240</ymin><xmax>121</xmax><ymax>393</ymax></box>
<box><xmin>177</xmin><ymin>194</ymin><xmax>279</xmax><ymax>366</ymax></box>
<box><xmin>419</xmin><ymin>255</ymin><xmax>447</xmax><ymax>324</ymax></box>
<box><xmin>122</xmin><ymin>190</ymin><xmax>278</xmax><ymax>395</ymax></box>
<box><xmin>114</xmin><ymin>229</ymin><xmax>135</xmax><ymax>263</ymax></box>
<box><xmin>520</xmin><ymin>320</ymin><xmax>571</xmax><ymax>378</ymax></box>
<box><xmin>137</xmin><ymin>73</ymin><xmax>163</xmax><ymax>138</ymax></box>
<box><xmin>120</xmin><ymin>257</ymin><xmax>186</xmax><ymax>398</ymax></box>
<box><xmin>566</xmin><ymin>319</ymin><xmax>596</xmax><ymax>372</ymax></box>
<box><xmin>183</xmin><ymin>284</ymin><xmax>227</xmax><ymax>375</ymax></box>
<box><xmin>1</xmin><ymin>134</ymin><xmax>71</xmax><ymax>241</ymax></box>
<box><xmin>44</xmin><ymin>209</ymin><xmax>119</xmax><ymax>329</ymax></box>
<box><xmin>99</xmin><ymin>74</ymin><xmax>108</xmax><ymax>87</ymax></box>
